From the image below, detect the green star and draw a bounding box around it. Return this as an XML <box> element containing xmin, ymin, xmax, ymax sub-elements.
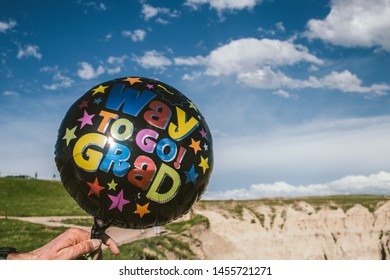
<box><xmin>107</xmin><ymin>179</ymin><xmax>117</xmax><ymax>191</ymax></box>
<box><xmin>62</xmin><ymin>126</ymin><xmax>77</xmax><ymax>146</ymax></box>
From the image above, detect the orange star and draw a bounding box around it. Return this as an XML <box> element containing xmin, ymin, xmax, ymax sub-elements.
<box><xmin>189</xmin><ymin>138</ymin><xmax>202</xmax><ymax>154</ymax></box>
<box><xmin>134</xmin><ymin>203</ymin><xmax>151</xmax><ymax>218</ymax></box>
<box><xmin>87</xmin><ymin>178</ymin><xmax>105</xmax><ymax>197</ymax></box>
<box><xmin>123</xmin><ymin>77</ymin><xmax>142</xmax><ymax>85</ymax></box>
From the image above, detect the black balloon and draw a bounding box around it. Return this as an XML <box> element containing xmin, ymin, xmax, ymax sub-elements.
<box><xmin>55</xmin><ymin>77</ymin><xmax>213</xmax><ymax>229</ymax></box>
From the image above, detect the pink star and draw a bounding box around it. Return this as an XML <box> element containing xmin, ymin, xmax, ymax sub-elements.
<box><xmin>108</xmin><ymin>189</ymin><xmax>130</xmax><ymax>212</ymax></box>
<box><xmin>200</xmin><ymin>128</ymin><xmax>207</xmax><ymax>138</ymax></box>
<box><xmin>146</xmin><ymin>84</ymin><xmax>154</xmax><ymax>89</ymax></box>
<box><xmin>78</xmin><ymin>110</ymin><xmax>95</xmax><ymax>129</ymax></box>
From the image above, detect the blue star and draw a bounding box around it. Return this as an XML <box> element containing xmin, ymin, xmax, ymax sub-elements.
<box><xmin>94</xmin><ymin>97</ymin><xmax>102</xmax><ymax>105</ymax></box>
<box><xmin>184</xmin><ymin>164</ymin><xmax>199</xmax><ymax>184</ymax></box>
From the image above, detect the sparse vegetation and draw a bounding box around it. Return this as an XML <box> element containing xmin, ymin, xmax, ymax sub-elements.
<box><xmin>165</xmin><ymin>214</ymin><xmax>209</xmax><ymax>234</ymax></box>
<box><xmin>104</xmin><ymin>235</ymin><xmax>197</xmax><ymax>260</ymax></box>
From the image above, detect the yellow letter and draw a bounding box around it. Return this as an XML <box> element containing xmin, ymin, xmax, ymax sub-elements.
<box><xmin>146</xmin><ymin>163</ymin><xmax>180</xmax><ymax>203</ymax></box>
<box><xmin>73</xmin><ymin>133</ymin><xmax>107</xmax><ymax>172</ymax></box>
<box><xmin>168</xmin><ymin>107</ymin><xmax>199</xmax><ymax>140</ymax></box>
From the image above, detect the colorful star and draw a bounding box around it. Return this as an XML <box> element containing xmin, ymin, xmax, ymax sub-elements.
<box><xmin>189</xmin><ymin>138</ymin><xmax>202</xmax><ymax>154</ymax></box>
<box><xmin>108</xmin><ymin>189</ymin><xmax>130</xmax><ymax>212</ymax></box>
<box><xmin>198</xmin><ymin>156</ymin><xmax>209</xmax><ymax>174</ymax></box>
<box><xmin>184</xmin><ymin>164</ymin><xmax>199</xmax><ymax>184</ymax></box>
<box><xmin>188</xmin><ymin>100</ymin><xmax>198</xmax><ymax>112</ymax></box>
<box><xmin>199</xmin><ymin>128</ymin><xmax>207</xmax><ymax>139</ymax></box>
<box><xmin>107</xmin><ymin>179</ymin><xmax>117</xmax><ymax>191</ymax></box>
<box><xmin>62</xmin><ymin>126</ymin><xmax>77</xmax><ymax>146</ymax></box>
<box><xmin>77</xmin><ymin>110</ymin><xmax>95</xmax><ymax>129</ymax></box>
<box><xmin>87</xmin><ymin>178</ymin><xmax>104</xmax><ymax>198</ymax></box>
<box><xmin>92</xmin><ymin>85</ymin><xmax>109</xmax><ymax>95</ymax></box>
<box><xmin>203</xmin><ymin>143</ymin><xmax>209</xmax><ymax>151</ymax></box>
<box><xmin>123</xmin><ymin>77</ymin><xmax>142</xmax><ymax>85</ymax></box>
<box><xmin>93</xmin><ymin>97</ymin><xmax>102</xmax><ymax>105</ymax></box>
<box><xmin>78</xmin><ymin>99</ymin><xmax>89</xmax><ymax>109</ymax></box>
<box><xmin>146</xmin><ymin>84</ymin><xmax>154</xmax><ymax>89</ymax></box>
<box><xmin>134</xmin><ymin>203</ymin><xmax>151</xmax><ymax>218</ymax></box>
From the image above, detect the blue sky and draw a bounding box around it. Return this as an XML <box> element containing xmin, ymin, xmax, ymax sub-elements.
<box><xmin>1</xmin><ymin>0</ymin><xmax>390</xmax><ymax>199</ymax></box>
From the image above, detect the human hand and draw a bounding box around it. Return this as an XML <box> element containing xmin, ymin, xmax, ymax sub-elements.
<box><xmin>7</xmin><ymin>227</ymin><xmax>120</xmax><ymax>260</ymax></box>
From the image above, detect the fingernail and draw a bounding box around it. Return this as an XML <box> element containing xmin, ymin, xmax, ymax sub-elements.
<box><xmin>91</xmin><ymin>239</ymin><xmax>101</xmax><ymax>249</ymax></box>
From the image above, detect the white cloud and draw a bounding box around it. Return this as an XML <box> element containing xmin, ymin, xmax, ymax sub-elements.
<box><xmin>273</xmin><ymin>89</ymin><xmax>292</xmax><ymax>98</ymax></box>
<box><xmin>185</xmin><ymin>0</ymin><xmax>261</xmax><ymax>13</ymax></box>
<box><xmin>174</xmin><ymin>55</ymin><xmax>207</xmax><ymax>66</ymax></box>
<box><xmin>134</xmin><ymin>50</ymin><xmax>172</xmax><ymax>69</ymax></box>
<box><xmin>40</xmin><ymin>66</ymin><xmax>74</xmax><ymax>90</ymax></box>
<box><xmin>172</xmin><ymin>37</ymin><xmax>389</xmax><ymax>95</ymax></box>
<box><xmin>141</xmin><ymin>4</ymin><xmax>179</xmax><ymax>23</ymax></box>
<box><xmin>237</xmin><ymin>66</ymin><xmax>296</xmax><ymax>89</ymax></box>
<box><xmin>77</xmin><ymin>1</ymin><xmax>107</xmax><ymax>11</ymax></box>
<box><xmin>306</xmin><ymin>0</ymin><xmax>390</xmax><ymax>51</ymax></box>
<box><xmin>210</xmin><ymin>116</ymin><xmax>390</xmax><ymax>197</ymax></box>
<box><xmin>76</xmin><ymin>56</ymin><xmax>127</xmax><ymax>79</ymax></box>
<box><xmin>275</xmin><ymin>22</ymin><xmax>285</xmax><ymax>32</ymax></box>
<box><xmin>304</xmin><ymin>70</ymin><xmax>390</xmax><ymax>94</ymax></box>
<box><xmin>3</xmin><ymin>90</ymin><xmax>19</xmax><ymax>96</ymax></box>
<box><xmin>238</xmin><ymin>68</ymin><xmax>390</xmax><ymax>95</ymax></box>
<box><xmin>104</xmin><ymin>33</ymin><xmax>112</xmax><ymax>41</ymax></box>
<box><xmin>203</xmin><ymin>38</ymin><xmax>323</xmax><ymax>76</ymax></box>
<box><xmin>122</xmin><ymin>29</ymin><xmax>146</xmax><ymax>42</ymax></box>
<box><xmin>17</xmin><ymin>45</ymin><xmax>42</xmax><ymax>60</ymax></box>
<box><xmin>205</xmin><ymin>171</ymin><xmax>390</xmax><ymax>200</ymax></box>
<box><xmin>77</xmin><ymin>61</ymin><xmax>105</xmax><ymax>80</ymax></box>
<box><xmin>0</xmin><ymin>19</ymin><xmax>17</xmax><ymax>33</ymax></box>
<box><xmin>106</xmin><ymin>55</ymin><xmax>127</xmax><ymax>74</ymax></box>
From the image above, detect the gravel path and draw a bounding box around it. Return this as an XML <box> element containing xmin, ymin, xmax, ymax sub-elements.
<box><xmin>5</xmin><ymin>216</ymin><xmax>159</xmax><ymax>246</ymax></box>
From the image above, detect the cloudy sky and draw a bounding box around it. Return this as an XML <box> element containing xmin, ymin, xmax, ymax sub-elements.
<box><xmin>1</xmin><ymin>0</ymin><xmax>390</xmax><ymax>199</ymax></box>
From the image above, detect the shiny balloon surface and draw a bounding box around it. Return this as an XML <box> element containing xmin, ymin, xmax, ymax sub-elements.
<box><xmin>55</xmin><ymin>77</ymin><xmax>213</xmax><ymax>229</ymax></box>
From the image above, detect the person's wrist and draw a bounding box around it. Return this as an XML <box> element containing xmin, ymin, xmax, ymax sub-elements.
<box><xmin>6</xmin><ymin>251</ymin><xmax>35</xmax><ymax>260</ymax></box>
<box><xmin>0</xmin><ymin>247</ymin><xmax>17</xmax><ymax>260</ymax></box>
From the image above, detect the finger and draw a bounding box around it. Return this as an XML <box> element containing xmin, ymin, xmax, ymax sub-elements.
<box><xmin>50</xmin><ymin>227</ymin><xmax>91</xmax><ymax>252</ymax></box>
<box><xmin>101</xmin><ymin>233</ymin><xmax>121</xmax><ymax>255</ymax></box>
<box><xmin>61</xmin><ymin>239</ymin><xmax>102</xmax><ymax>260</ymax></box>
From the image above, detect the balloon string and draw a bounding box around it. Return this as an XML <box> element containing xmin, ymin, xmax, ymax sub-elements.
<box><xmin>91</xmin><ymin>216</ymin><xmax>111</xmax><ymax>239</ymax></box>
<box><xmin>78</xmin><ymin>217</ymin><xmax>111</xmax><ymax>260</ymax></box>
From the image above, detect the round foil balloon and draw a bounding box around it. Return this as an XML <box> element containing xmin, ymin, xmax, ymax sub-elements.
<box><xmin>55</xmin><ymin>77</ymin><xmax>213</xmax><ymax>229</ymax></box>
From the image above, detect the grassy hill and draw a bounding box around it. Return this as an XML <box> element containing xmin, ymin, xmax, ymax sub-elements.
<box><xmin>0</xmin><ymin>177</ymin><xmax>85</xmax><ymax>216</ymax></box>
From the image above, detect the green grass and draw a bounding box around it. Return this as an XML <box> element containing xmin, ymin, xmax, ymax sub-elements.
<box><xmin>0</xmin><ymin>218</ymin><xmax>67</xmax><ymax>252</ymax></box>
<box><xmin>104</xmin><ymin>235</ymin><xmax>196</xmax><ymax>260</ymax></box>
<box><xmin>198</xmin><ymin>194</ymin><xmax>390</xmax><ymax>214</ymax></box>
<box><xmin>0</xmin><ymin>177</ymin><xmax>86</xmax><ymax>216</ymax></box>
<box><xmin>61</xmin><ymin>217</ymin><xmax>94</xmax><ymax>227</ymax></box>
<box><xmin>165</xmin><ymin>214</ymin><xmax>209</xmax><ymax>234</ymax></box>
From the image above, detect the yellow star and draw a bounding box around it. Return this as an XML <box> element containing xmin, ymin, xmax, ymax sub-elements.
<box><xmin>188</xmin><ymin>100</ymin><xmax>198</xmax><ymax>112</ymax></box>
<box><xmin>189</xmin><ymin>138</ymin><xmax>202</xmax><ymax>155</ymax></box>
<box><xmin>123</xmin><ymin>77</ymin><xmax>142</xmax><ymax>85</ymax></box>
<box><xmin>134</xmin><ymin>203</ymin><xmax>151</xmax><ymax>218</ymax></box>
<box><xmin>107</xmin><ymin>179</ymin><xmax>117</xmax><ymax>191</ymax></box>
<box><xmin>92</xmin><ymin>85</ymin><xmax>109</xmax><ymax>95</ymax></box>
<box><xmin>198</xmin><ymin>156</ymin><xmax>209</xmax><ymax>174</ymax></box>
<box><xmin>62</xmin><ymin>126</ymin><xmax>77</xmax><ymax>146</ymax></box>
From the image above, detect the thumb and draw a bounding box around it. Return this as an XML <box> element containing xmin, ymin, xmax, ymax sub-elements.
<box><xmin>63</xmin><ymin>239</ymin><xmax>102</xmax><ymax>260</ymax></box>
